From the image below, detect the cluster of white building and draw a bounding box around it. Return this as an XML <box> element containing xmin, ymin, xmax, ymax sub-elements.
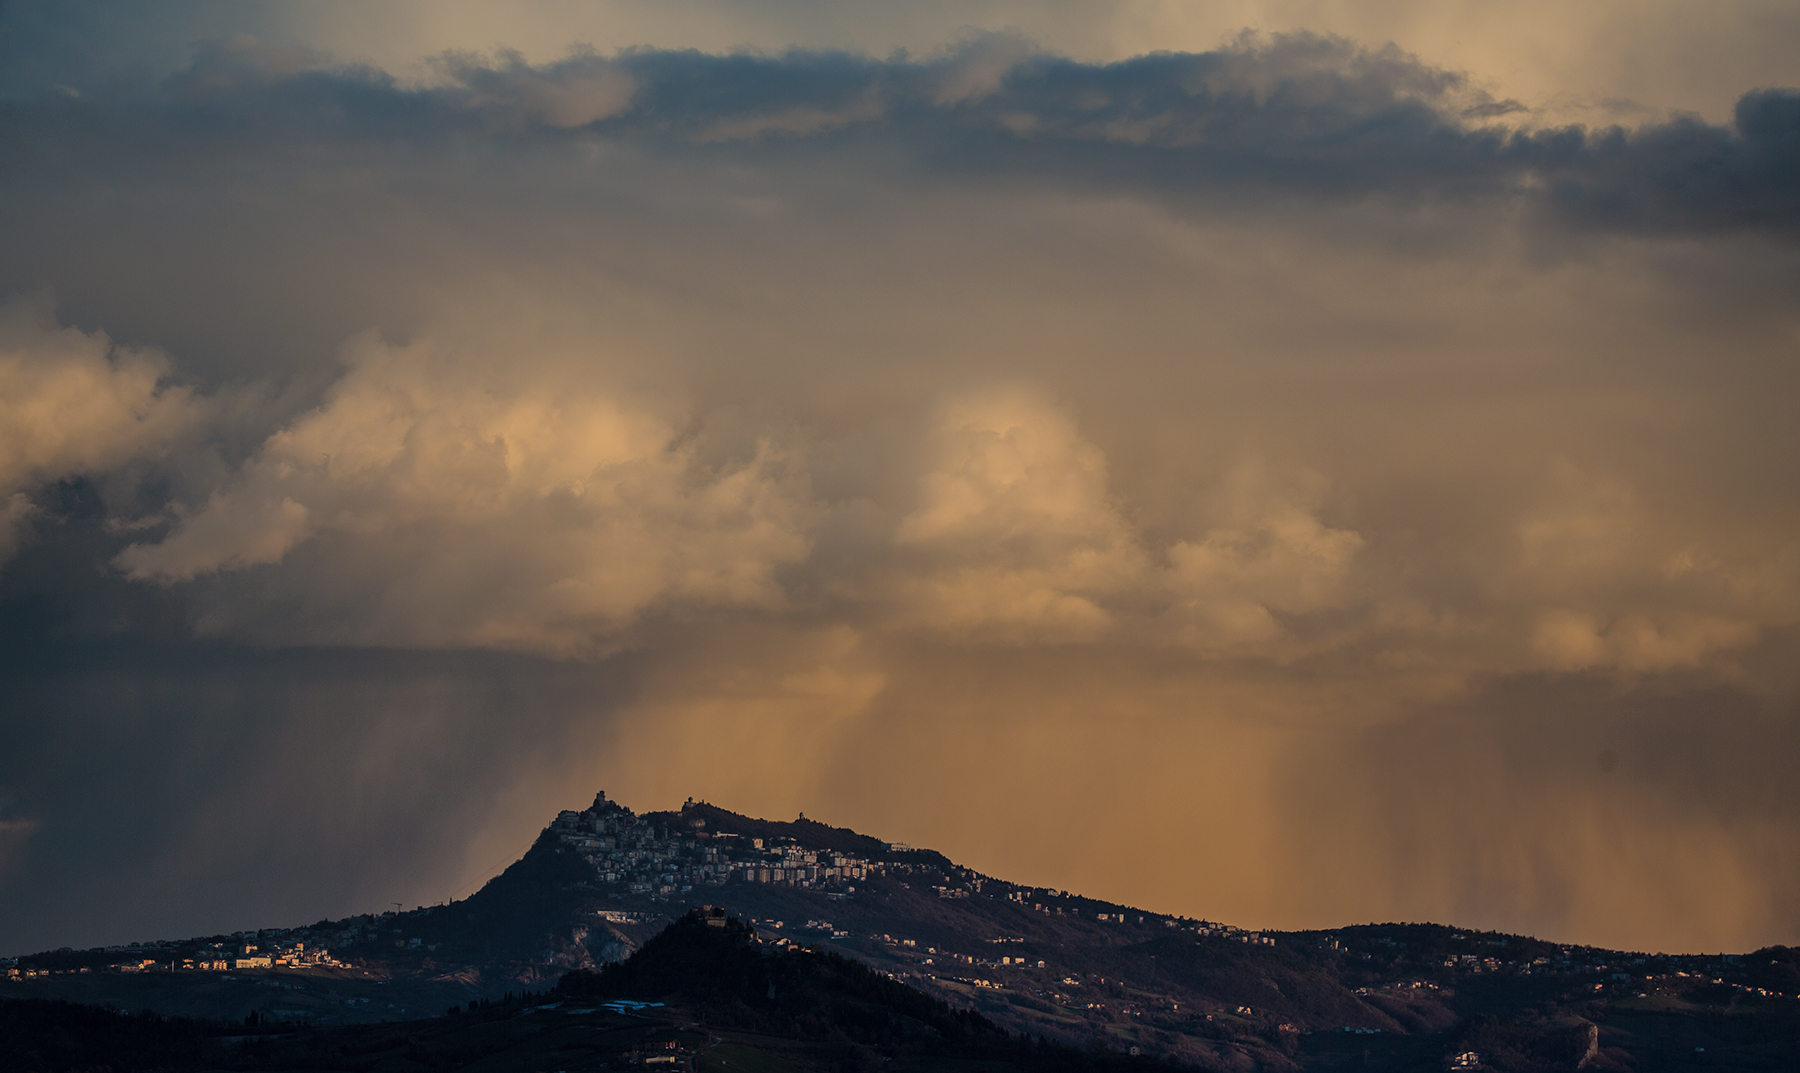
<box><xmin>2</xmin><ymin>937</ymin><xmax>341</xmax><ymax>978</ymax></box>
<box><xmin>2</xmin><ymin>962</ymin><xmax>70</xmax><ymax>979</ymax></box>
<box><xmin>121</xmin><ymin>940</ymin><xmax>342</xmax><ymax>973</ymax></box>
<box><xmin>550</xmin><ymin>793</ymin><xmax>885</xmax><ymax>896</ymax></box>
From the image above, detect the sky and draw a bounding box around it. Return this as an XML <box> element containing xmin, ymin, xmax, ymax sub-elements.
<box><xmin>0</xmin><ymin>0</ymin><xmax>1797</xmax><ymax>958</ymax></box>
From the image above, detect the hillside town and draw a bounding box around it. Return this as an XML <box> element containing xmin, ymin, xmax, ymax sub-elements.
<box><xmin>550</xmin><ymin>792</ymin><xmax>883</xmax><ymax>895</ymax></box>
<box><xmin>556</xmin><ymin>793</ymin><xmax>1281</xmax><ymax>952</ymax></box>
<box><xmin>2</xmin><ymin>935</ymin><xmax>344</xmax><ymax>979</ymax></box>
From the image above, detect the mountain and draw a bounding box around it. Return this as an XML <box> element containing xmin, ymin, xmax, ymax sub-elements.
<box><xmin>5</xmin><ymin>792</ymin><xmax>1799</xmax><ymax>1071</ymax></box>
<box><xmin>0</xmin><ymin>908</ymin><xmax>1184</xmax><ymax>1073</ymax></box>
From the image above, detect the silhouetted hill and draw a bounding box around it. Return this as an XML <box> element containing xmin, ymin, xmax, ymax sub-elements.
<box><xmin>450</xmin><ymin>826</ymin><xmax>598</xmax><ymax>963</ymax></box>
<box><xmin>0</xmin><ymin>1000</ymin><xmax>214</xmax><ymax>1073</ymax></box>
<box><xmin>7</xmin><ymin>791</ymin><xmax>1799</xmax><ymax>1071</ymax></box>
<box><xmin>0</xmin><ymin>912</ymin><xmax>1186</xmax><ymax>1073</ymax></box>
<box><xmin>558</xmin><ymin>909</ymin><xmax>1008</xmax><ymax>1051</ymax></box>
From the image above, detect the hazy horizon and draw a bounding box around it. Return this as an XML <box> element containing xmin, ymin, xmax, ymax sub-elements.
<box><xmin>1</xmin><ymin>0</ymin><xmax>1797</xmax><ymax>959</ymax></box>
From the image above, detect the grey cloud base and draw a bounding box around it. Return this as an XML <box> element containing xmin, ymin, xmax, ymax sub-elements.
<box><xmin>4</xmin><ymin>35</ymin><xmax>1795</xmax><ymax>238</ymax></box>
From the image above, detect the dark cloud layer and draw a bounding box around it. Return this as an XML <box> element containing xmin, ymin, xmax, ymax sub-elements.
<box><xmin>4</xmin><ymin>36</ymin><xmax>1796</xmax><ymax>236</ymax></box>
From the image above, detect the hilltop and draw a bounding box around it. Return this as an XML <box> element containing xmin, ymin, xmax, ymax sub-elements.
<box><xmin>5</xmin><ymin>792</ymin><xmax>1799</xmax><ymax>1070</ymax></box>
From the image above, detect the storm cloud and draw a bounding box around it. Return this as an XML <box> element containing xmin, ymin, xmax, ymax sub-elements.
<box><xmin>1</xmin><ymin>11</ymin><xmax>1797</xmax><ymax>957</ymax></box>
<box><xmin>8</xmin><ymin>34</ymin><xmax>1798</xmax><ymax>234</ymax></box>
